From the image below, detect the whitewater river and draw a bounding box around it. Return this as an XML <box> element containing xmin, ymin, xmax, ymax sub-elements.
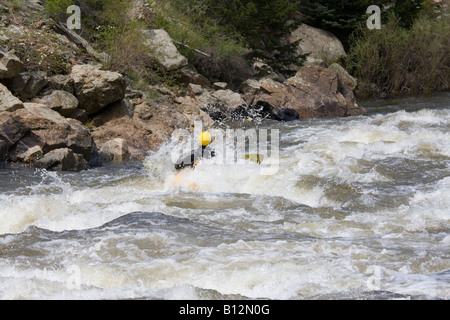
<box><xmin>0</xmin><ymin>93</ymin><xmax>449</xmax><ymax>300</ymax></box>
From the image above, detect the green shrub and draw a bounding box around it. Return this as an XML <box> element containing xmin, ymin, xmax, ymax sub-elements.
<box><xmin>2</xmin><ymin>23</ymin><xmax>81</xmax><ymax>75</ymax></box>
<box><xmin>347</xmin><ymin>9</ymin><xmax>450</xmax><ymax>98</ymax></box>
<box><xmin>43</xmin><ymin>0</ymin><xmax>74</xmax><ymax>22</ymax></box>
<box><xmin>151</xmin><ymin>0</ymin><xmax>306</xmax><ymax>87</ymax></box>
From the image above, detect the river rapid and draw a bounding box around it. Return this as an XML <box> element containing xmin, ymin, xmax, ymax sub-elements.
<box><xmin>0</xmin><ymin>93</ymin><xmax>449</xmax><ymax>300</ymax></box>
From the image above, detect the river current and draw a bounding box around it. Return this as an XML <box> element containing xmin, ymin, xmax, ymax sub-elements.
<box><xmin>0</xmin><ymin>93</ymin><xmax>449</xmax><ymax>300</ymax></box>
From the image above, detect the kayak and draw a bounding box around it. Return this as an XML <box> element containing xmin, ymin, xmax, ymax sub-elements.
<box><xmin>172</xmin><ymin>169</ymin><xmax>199</xmax><ymax>191</ymax></box>
<box><xmin>172</xmin><ymin>160</ymin><xmax>201</xmax><ymax>191</ymax></box>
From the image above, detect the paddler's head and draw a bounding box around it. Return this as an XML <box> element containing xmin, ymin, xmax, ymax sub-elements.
<box><xmin>199</xmin><ymin>132</ymin><xmax>212</xmax><ymax>147</ymax></box>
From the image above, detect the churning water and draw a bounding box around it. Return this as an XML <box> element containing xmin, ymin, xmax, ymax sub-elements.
<box><xmin>0</xmin><ymin>93</ymin><xmax>449</xmax><ymax>300</ymax></box>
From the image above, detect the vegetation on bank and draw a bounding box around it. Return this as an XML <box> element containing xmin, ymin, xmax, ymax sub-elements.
<box><xmin>1</xmin><ymin>0</ymin><xmax>449</xmax><ymax>99</ymax></box>
<box><xmin>39</xmin><ymin>0</ymin><xmax>307</xmax><ymax>90</ymax></box>
<box><xmin>347</xmin><ymin>10</ymin><xmax>450</xmax><ymax>98</ymax></box>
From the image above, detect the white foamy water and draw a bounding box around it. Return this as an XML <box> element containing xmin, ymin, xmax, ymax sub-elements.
<box><xmin>0</xmin><ymin>93</ymin><xmax>449</xmax><ymax>300</ymax></box>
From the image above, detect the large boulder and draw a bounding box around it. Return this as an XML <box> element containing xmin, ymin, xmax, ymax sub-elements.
<box><xmin>34</xmin><ymin>148</ymin><xmax>88</xmax><ymax>171</ymax></box>
<box><xmin>249</xmin><ymin>65</ymin><xmax>365</xmax><ymax>120</ymax></box>
<box><xmin>46</xmin><ymin>74</ymin><xmax>75</xmax><ymax>94</ymax></box>
<box><xmin>91</xmin><ymin>100</ymin><xmax>192</xmax><ymax>158</ymax></box>
<box><xmin>328</xmin><ymin>63</ymin><xmax>365</xmax><ymax>116</ymax></box>
<box><xmin>34</xmin><ymin>90</ymin><xmax>79</xmax><ymax>117</ymax></box>
<box><xmin>289</xmin><ymin>24</ymin><xmax>347</xmax><ymax>67</ymax></box>
<box><xmin>99</xmin><ymin>138</ymin><xmax>130</xmax><ymax>162</ymax></box>
<box><xmin>142</xmin><ymin>29</ymin><xmax>188</xmax><ymax>71</ymax></box>
<box><xmin>0</xmin><ymin>103</ymin><xmax>99</xmax><ymax>170</ymax></box>
<box><xmin>0</xmin><ymin>83</ymin><xmax>23</xmax><ymax>112</ymax></box>
<box><xmin>175</xmin><ymin>86</ymin><xmax>247</xmax><ymax>123</ymax></box>
<box><xmin>70</xmin><ymin>64</ymin><xmax>127</xmax><ymax>115</ymax></box>
<box><xmin>3</xmin><ymin>71</ymin><xmax>48</xmax><ymax>100</ymax></box>
<box><xmin>16</xmin><ymin>145</ymin><xmax>43</xmax><ymax>163</ymax></box>
<box><xmin>0</xmin><ymin>49</ymin><xmax>23</xmax><ymax>79</ymax></box>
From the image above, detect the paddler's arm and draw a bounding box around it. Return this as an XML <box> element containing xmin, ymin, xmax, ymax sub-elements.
<box><xmin>175</xmin><ymin>148</ymin><xmax>203</xmax><ymax>170</ymax></box>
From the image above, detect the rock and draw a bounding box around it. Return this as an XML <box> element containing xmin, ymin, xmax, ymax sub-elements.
<box><xmin>16</xmin><ymin>145</ymin><xmax>43</xmax><ymax>163</ymax></box>
<box><xmin>0</xmin><ymin>49</ymin><xmax>23</xmax><ymax>79</ymax></box>
<box><xmin>251</xmin><ymin>65</ymin><xmax>354</xmax><ymax>120</ymax></box>
<box><xmin>70</xmin><ymin>64</ymin><xmax>127</xmax><ymax>115</ymax></box>
<box><xmin>65</xmin><ymin>118</ymin><xmax>96</xmax><ymax>161</ymax></box>
<box><xmin>92</xmin><ymin>117</ymin><xmax>153</xmax><ymax>153</ymax></box>
<box><xmin>327</xmin><ymin>63</ymin><xmax>366</xmax><ymax>116</ymax></box>
<box><xmin>213</xmin><ymin>82</ymin><xmax>228</xmax><ymax>90</ymax></box>
<box><xmin>0</xmin><ymin>83</ymin><xmax>24</xmax><ymax>112</ymax></box>
<box><xmin>289</xmin><ymin>24</ymin><xmax>347</xmax><ymax>67</ymax></box>
<box><xmin>35</xmin><ymin>90</ymin><xmax>79</xmax><ymax>117</ymax></box>
<box><xmin>177</xmin><ymin>88</ymin><xmax>248</xmax><ymax>123</ymax></box>
<box><xmin>91</xmin><ymin>99</ymin><xmax>132</xmax><ymax>126</ymax></box>
<box><xmin>0</xmin><ymin>103</ymin><xmax>97</xmax><ymax>168</ymax></box>
<box><xmin>67</xmin><ymin>108</ymin><xmax>88</xmax><ymax>123</ymax></box>
<box><xmin>187</xmin><ymin>83</ymin><xmax>204</xmax><ymax>97</ymax></box>
<box><xmin>4</xmin><ymin>71</ymin><xmax>48</xmax><ymax>100</ymax></box>
<box><xmin>211</xmin><ymin>90</ymin><xmax>245</xmax><ymax>108</ymax></box>
<box><xmin>34</xmin><ymin>148</ymin><xmax>88</xmax><ymax>171</ymax></box>
<box><xmin>0</xmin><ymin>111</ymin><xmax>29</xmax><ymax>146</ymax></box>
<box><xmin>92</xmin><ymin>100</ymin><xmax>192</xmax><ymax>154</ymax></box>
<box><xmin>99</xmin><ymin>138</ymin><xmax>129</xmax><ymax>162</ymax></box>
<box><xmin>239</xmin><ymin>79</ymin><xmax>261</xmax><ymax>95</ymax></box>
<box><xmin>177</xmin><ymin>65</ymin><xmax>211</xmax><ymax>88</ymax></box>
<box><xmin>142</xmin><ymin>29</ymin><xmax>188</xmax><ymax>71</ymax></box>
<box><xmin>46</xmin><ymin>74</ymin><xmax>75</xmax><ymax>94</ymax></box>
<box><xmin>328</xmin><ymin>63</ymin><xmax>358</xmax><ymax>95</ymax></box>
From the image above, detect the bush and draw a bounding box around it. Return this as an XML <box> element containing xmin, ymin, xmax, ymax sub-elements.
<box><xmin>347</xmin><ymin>9</ymin><xmax>450</xmax><ymax>98</ymax></box>
<box><xmin>43</xmin><ymin>0</ymin><xmax>74</xmax><ymax>22</ymax></box>
<box><xmin>151</xmin><ymin>0</ymin><xmax>306</xmax><ymax>83</ymax></box>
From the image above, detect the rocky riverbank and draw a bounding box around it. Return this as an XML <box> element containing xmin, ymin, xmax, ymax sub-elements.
<box><xmin>0</xmin><ymin>0</ymin><xmax>366</xmax><ymax>171</ymax></box>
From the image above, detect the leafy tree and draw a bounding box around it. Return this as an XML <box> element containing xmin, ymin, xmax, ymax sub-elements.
<box><xmin>202</xmin><ymin>0</ymin><xmax>307</xmax><ymax>76</ymax></box>
<box><xmin>298</xmin><ymin>0</ymin><xmax>425</xmax><ymax>49</ymax></box>
<box><xmin>390</xmin><ymin>0</ymin><xmax>423</xmax><ymax>28</ymax></box>
<box><xmin>298</xmin><ymin>0</ymin><xmax>385</xmax><ymax>50</ymax></box>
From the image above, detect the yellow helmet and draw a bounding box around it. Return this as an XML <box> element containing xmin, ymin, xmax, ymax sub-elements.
<box><xmin>199</xmin><ymin>132</ymin><xmax>211</xmax><ymax>146</ymax></box>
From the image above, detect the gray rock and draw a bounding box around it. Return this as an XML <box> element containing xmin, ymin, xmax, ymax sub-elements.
<box><xmin>67</xmin><ymin>108</ymin><xmax>88</xmax><ymax>123</ymax></box>
<box><xmin>92</xmin><ymin>99</ymin><xmax>132</xmax><ymax>126</ymax></box>
<box><xmin>0</xmin><ymin>104</ymin><xmax>96</xmax><ymax>168</ymax></box>
<box><xmin>251</xmin><ymin>66</ymin><xmax>351</xmax><ymax>120</ymax></box>
<box><xmin>99</xmin><ymin>138</ymin><xmax>129</xmax><ymax>162</ymax></box>
<box><xmin>46</xmin><ymin>74</ymin><xmax>75</xmax><ymax>94</ymax></box>
<box><xmin>16</xmin><ymin>145</ymin><xmax>43</xmax><ymax>163</ymax></box>
<box><xmin>0</xmin><ymin>49</ymin><xmax>23</xmax><ymax>79</ymax></box>
<box><xmin>211</xmin><ymin>90</ymin><xmax>246</xmax><ymax>108</ymax></box>
<box><xmin>289</xmin><ymin>24</ymin><xmax>347</xmax><ymax>67</ymax></box>
<box><xmin>239</xmin><ymin>79</ymin><xmax>261</xmax><ymax>95</ymax></box>
<box><xmin>142</xmin><ymin>29</ymin><xmax>188</xmax><ymax>71</ymax></box>
<box><xmin>4</xmin><ymin>71</ymin><xmax>48</xmax><ymax>100</ymax></box>
<box><xmin>177</xmin><ymin>65</ymin><xmax>211</xmax><ymax>88</ymax></box>
<box><xmin>187</xmin><ymin>83</ymin><xmax>204</xmax><ymax>97</ymax></box>
<box><xmin>213</xmin><ymin>82</ymin><xmax>228</xmax><ymax>90</ymax></box>
<box><xmin>0</xmin><ymin>83</ymin><xmax>23</xmax><ymax>112</ymax></box>
<box><xmin>328</xmin><ymin>63</ymin><xmax>358</xmax><ymax>94</ymax></box>
<box><xmin>70</xmin><ymin>64</ymin><xmax>126</xmax><ymax>115</ymax></box>
<box><xmin>36</xmin><ymin>90</ymin><xmax>79</xmax><ymax>117</ymax></box>
<box><xmin>34</xmin><ymin>148</ymin><xmax>88</xmax><ymax>171</ymax></box>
